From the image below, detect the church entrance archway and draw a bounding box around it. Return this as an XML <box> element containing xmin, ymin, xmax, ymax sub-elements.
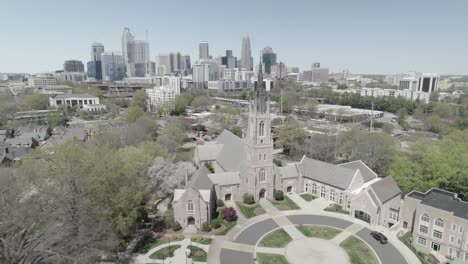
<box><xmin>225</xmin><ymin>193</ymin><xmax>232</xmax><ymax>201</ymax></box>
<box><xmin>187</xmin><ymin>216</ymin><xmax>195</xmax><ymax>226</ymax></box>
<box><xmin>287</xmin><ymin>186</ymin><xmax>293</xmax><ymax>193</ymax></box>
<box><xmin>259</xmin><ymin>189</ymin><xmax>266</xmax><ymax>199</ymax></box>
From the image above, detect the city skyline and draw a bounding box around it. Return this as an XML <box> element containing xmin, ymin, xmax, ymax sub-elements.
<box><xmin>1</xmin><ymin>0</ymin><xmax>468</xmax><ymax>74</ymax></box>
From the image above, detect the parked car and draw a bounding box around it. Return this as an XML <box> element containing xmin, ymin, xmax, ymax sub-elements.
<box><xmin>371</xmin><ymin>231</ymin><xmax>388</xmax><ymax>244</ymax></box>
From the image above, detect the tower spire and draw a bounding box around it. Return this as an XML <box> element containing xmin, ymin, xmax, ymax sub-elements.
<box><xmin>255</xmin><ymin>53</ymin><xmax>266</xmax><ymax>112</ymax></box>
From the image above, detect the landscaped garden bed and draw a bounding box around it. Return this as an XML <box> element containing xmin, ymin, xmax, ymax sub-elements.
<box><xmin>256</xmin><ymin>253</ymin><xmax>289</xmax><ymax>264</ymax></box>
<box><xmin>299</xmin><ymin>193</ymin><xmax>317</xmax><ymax>201</ymax></box>
<box><xmin>271</xmin><ymin>195</ymin><xmax>301</xmax><ymax>210</ymax></box>
<box><xmin>235</xmin><ymin>201</ymin><xmax>265</xmax><ymax>218</ymax></box>
<box><xmin>324</xmin><ymin>204</ymin><xmax>350</xmax><ymax>215</ymax></box>
<box><xmin>149</xmin><ymin>245</ymin><xmax>181</xmax><ymax>259</ymax></box>
<box><xmin>339</xmin><ymin>236</ymin><xmax>378</xmax><ymax>264</ymax></box>
<box><xmin>188</xmin><ymin>245</ymin><xmax>207</xmax><ymax>262</ymax></box>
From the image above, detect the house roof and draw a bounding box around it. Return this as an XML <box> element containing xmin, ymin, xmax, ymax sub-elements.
<box><xmin>408</xmin><ymin>188</ymin><xmax>468</xmax><ymax>220</ymax></box>
<box><xmin>280</xmin><ymin>164</ymin><xmax>300</xmax><ymax>179</ymax></box>
<box><xmin>370</xmin><ymin>176</ymin><xmax>401</xmax><ymax>204</ymax></box>
<box><xmin>214</xmin><ymin>130</ymin><xmax>249</xmax><ymax>172</ymax></box>
<box><xmin>208</xmin><ymin>172</ymin><xmax>240</xmax><ymax>186</ymax></box>
<box><xmin>53</xmin><ymin>93</ymin><xmax>97</xmax><ymax>99</ymax></box>
<box><xmin>190</xmin><ymin>166</ymin><xmax>213</xmax><ymax>190</ymax></box>
<box><xmin>173</xmin><ymin>189</ymin><xmax>186</xmax><ymax>202</ymax></box>
<box><xmin>339</xmin><ymin>160</ymin><xmax>378</xmax><ymax>182</ymax></box>
<box><xmin>196</xmin><ymin>143</ymin><xmax>223</xmax><ymax>161</ymax></box>
<box><xmin>298</xmin><ymin>156</ymin><xmax>356</xmax><ymax>190</ymax></box>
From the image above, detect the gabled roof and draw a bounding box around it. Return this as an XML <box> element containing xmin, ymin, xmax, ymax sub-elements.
<box><xmin>339</xmin><ymin>160</ymin><xmax>378</xmax><ymax>182</ymax></box>
<box><xmin>280</xmin><ymin>164</ymin><xmax>300</xmax><ymax>179</ymax></box>
<box><xmin>190</xmin><ymin>166</ymin><xmax>213</xmax><ymax>190</ymax></box>
<box><xmin>298</xmin><ymin>156</ymin><xmax>356</xmax><ymax>190</ymax></box>
<box><xmin>196</xmin><ymin>143</ymin><xmax>223</xmax><ymax>161</ymax></box>
<box><xmin>208</xmin><ymin>172</ymin><xmax>240</xmax><ymax>186</ymax></box>
<box><xmin>408</xmin><ymin>188</ymin><xmax>468</xmax><ymax>220</ymax></box>
<box><xmin>214</xmin><ymin>130</ymin><xmax>249</xmax><ymax>172</ymax></box>
<box><xmin>369</xmin><ymin>176</ymin><xmax>401</xmax><ymax>204</ymax></box>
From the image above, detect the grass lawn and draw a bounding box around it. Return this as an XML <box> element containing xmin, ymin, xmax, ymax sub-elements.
<box><xmin>259</xmin><ymin>228</ymin><xmax>293</xmax><ymax>248</ymax></box>
<box><xmin>300</xmin><ymin>193</ymin><xmax>317</xmax><ymax>202</ymax></box>
<box><xmin>149</xmin><ymin>245</ymin><xmax>181</xmax><ymax>259</ymax></box>
<box><xmin>216</xmin><ymin>221</ymin><xmax>237</xmax><ymax>235</ymax></box>
<box><xmin>188</xmin><ymin>245</ymin><xmax>207</xmax><ymax>262</ymax></box>
<box><xmin>324</xmin><ymin>204</ymin><xmax>350</xmax><ymax>215</ymax></box>
<box><xmin>271</xmin><ymin>196</ymin><xmax>301</xmax><ymax>210</ymax></box>
<box><xmin>134</xmin><ymin>235</ymin><xmax>168</xmax><ymax>253</ymax></box>
<box><xmin>235</xmin><ymin>202</ymin><xmax>265</xmax><ymax>218</ymax></box>
<box><xmin>257</xmin><ymin>253</ymin><xmax>289</xmax><ymax>264</ymax></box>
<box><xmin>340</xmin><ymin>236</ymin><xmax>378</xmax><ymax>264</ymax></box>
<box><xmin>296</xmin><ymin>225</ymin><xmax>341</xmax><ymax>240</ymax></box>
<box><xmin>175</xmin><ymin>147</ymin><xmax>195</xmax><ymax>162</ymax></box>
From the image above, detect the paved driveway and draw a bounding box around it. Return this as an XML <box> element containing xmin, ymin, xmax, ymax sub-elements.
<box><xmin>286</xmin><ymin>214</ymin><xmax>353</xmax><ymax>230</ymax></box>
<box><xmin>234</xmin><ymin>218</ymin><xmax>278</xmax><ymax>245</ymax></box>
<box><xmin>220</xmin><ymin>248</ymin><xmax>253</xmax><ymax>264</ymax></box>
<box><xmin>356</xmin><ymin>228</ymin><xmax>407</xmax><ymax>264</ymax></box>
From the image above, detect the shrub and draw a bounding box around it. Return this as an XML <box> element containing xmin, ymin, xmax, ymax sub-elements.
<box><xmin>273</xmin><ymin>158</ymin><xmax>283</xmax><ymax>167</ymax></box>
<box><xmin>202</xmin><ymin>222</ymin><xmax>211</xmax><ymax>232</ymax></box>
<box><xmin>243</xmin><ymin>193</ymin><xmax>255</xmax><ymax>205</ymax></box>
<box><xmin>210</xmin><ymin>219</ymin><xmax>221</xmax><ymax>229</ymax></box>
<box><xmin>216</xmin><ymin>199</ymin><xmax>225</xmax><ymax>207</ymax></box>
<box><xmin>222</xmin><ymin>207</ymin><xmax>238</xmax><ymax>222</ymax></box>
<box><xmin>172</xmin><ymin>221</ymin><xmax>182</xmax><ymax>231</ymax></box>
<box><xmin>274</xmin><ymin>190</ymin><xmax>284</xmax><ymax>201</ymax></box>
<box><xmin>191</xmin><ymin>235</ymin><xmax>203</xmax><ymax>241</ymax></box>
<box><xmin>172</xmin><ymin>234</ymin><xmax>184</xmax><ymax>241</ymax></box>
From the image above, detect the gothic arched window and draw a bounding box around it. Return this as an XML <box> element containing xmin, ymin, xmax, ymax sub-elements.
<box><xmin>259</xmin><ymin>169</ymin><xmax>266</xmax><ymax>182</ymax></box>
<box><xmin>259</xmin><ymin>121</ymin><xmax>265</xmax><ymax>137</ymax></box>
<box><xmin>187</xmin><ymin>200</ymin><xmax>193</xmax><ymax>212</ymax></box>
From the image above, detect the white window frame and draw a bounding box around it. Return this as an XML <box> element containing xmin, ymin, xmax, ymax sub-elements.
<box><xmin>417</xmin><ymin>236</ymin><xmax>427</xmax><ymax>246</ymax></box>
<box><xmin>421</xmin><ymin>214</ymin><xmax>430</xmax><ymax>223</ymax></box>
<box><xmin>312</xmin><ymin>183</ymin><xmax>317</xmax><ymax>195</ymax></box>
<box><xmin>435</xmin><ymin>218</ymin><xmax>444</xmax><ymax>228</ymax></box>
<box><xmin>329</xmin><ymin>189</ymin><xmax>335</xmax><ymax>202</ymax></box>
<box><xmin>433</xmin><ymin>230</ymin><xmax>443</xmax><ymax>240</ymax></box>
<box><xmin>187</xmin><ymin>200</ymin><xmax>194</xmax><ymax>213</ymax></box>
<box><xmin>339</xmin><ymin>193</ymin><xmax>343</xmax><ymax>205</ymax></box>
<box><xmin>419</xmin><ymin>225</ymin><xmax>428</xmax><ymax>234</ymax></box>
<box><xmin>389</xmin><ymin>211</ymin><xmax>399</xmax><ymax>221</ymax></box>
<box><xmin>259</xmin><ymin>169</ymin><xmax>266</xmax><ymax>182</ymax></box>
<box><xmin>321</xmin><ymin>186</ymin><xmax>326</xmax><ymax>198</ymax></box>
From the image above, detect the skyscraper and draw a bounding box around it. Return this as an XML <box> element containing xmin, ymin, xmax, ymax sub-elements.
<box><xmin>63</xmin><ymin>60</ymin><xmax>84</xmax><ymax>72</ymax></box>
<box><xmin>199</xmin><ymin>41</ymin><xmax>209</xmax><ymax>60</ymax></box>
<box><xmin>262</xmin><ymin>46</ymin><xmax>277</xmax><ymax>74</ymax></box>
<box><xmin>90</xmin><ymin>41</ymin><xmax>104</xmax><ymax>62</ymax></box>
<box><xmin>122</xmin><ymin>27</ymin><xmax>135</xmax><ymax>76</ymax></box>
<box><xmin>88</xmin><ymin>41</ymin><xmax>104</xmax><ymax>80</ymax></box>
<box><xmin>241</xmin><ymin>34</ymin><xmax>253</xmax><ymax>71</ymax></box>
<box><xmin>101</xmin><ymin>52</ymin><xmax>126</xmax><ymax>81</ymax></box>
<box><xmin>221</xmin><ymin>50</ymin><xmax>237</xmax><ymax>69</ymax></box>
<box><xmin>132</xmin><ymin>40</ymin><xmax>150</xmax><ymax>77</ymax></box>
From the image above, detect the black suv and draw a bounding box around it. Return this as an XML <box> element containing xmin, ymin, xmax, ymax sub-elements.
<box><xmin>371</xmin><ymin>231</ymin><xmax>388</xmax><ymax>244</ymax></box>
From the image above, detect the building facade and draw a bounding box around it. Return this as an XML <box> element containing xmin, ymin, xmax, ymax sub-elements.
<box><xmin>49</xmin><ymin>93</ymin><xmax>102</xmax><ymax>109</ymax></box>
<box><xmin>63</xmin><ymin>60</ymin><xmax>85</xmax><ymax>72</ymax></box>
<box><xmin>146</xmin><ymin>86</ymin><xmax>176</xmax><ymax>113</ymax></box>
<box><xmin>101</xmin><ymin>52</ymin><xmax>126</xmax><ymax>81</ymax></box>
<box><xmin>240</xmin><ymin>34</ymin><xmax>253</xmax><ymax>70</ymax></box>
<box><xmin>199</xmin><ymin>41</ymin><xmax>209</xmax><ymax>60</ymax></box>
<box><xmin>262</xmin><ymin>46</ymin><xmax>277</xmax><ymax>74</ymax></box>
<box><xmin>28</xmin><ymin>74</ymin><xmax>56</xmax><ymax>87</ymax></box>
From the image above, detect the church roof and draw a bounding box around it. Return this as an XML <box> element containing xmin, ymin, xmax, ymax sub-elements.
<box><xmin>369</xmin><ymin>176</ymin><xmax>401</xmax><ymax>204</ymax></box>
<box><xmin>339</xmin><ymin>160</ymin><xmax>377</xmax><ymax>182</ymax></box>
<box><xmin>208</xmin><ymin>172</ymin><xmax>240</xmax><ymax>186</ymax></box>
<box><xmin>190</xmin><ymin>166</ymin><xmax>213</xmax><ymax>190</ymax></box>
<box><xmin>196</xmin><ymin>143</ymin><xmax>223</xmax><ymax>161</ymax></box>
<box><xmin>214</xmin><ymin>130</ymin><xmax>250</xmax><ymax>172</ymax></box>
<box><xmin>279</xmin><ymin>164</ymin><xmax>300</xmax><ymax>179</ymax></box>
<box><xmin>298</xmin><ymin>156</ymin><xmax>356</xmax><ymax>190</ymax></box>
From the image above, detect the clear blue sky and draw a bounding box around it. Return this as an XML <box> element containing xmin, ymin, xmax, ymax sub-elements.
<box><xmin>1</xmin><ymin>0</ymin><xmax>467</xmax><ymax>74</ymax></box>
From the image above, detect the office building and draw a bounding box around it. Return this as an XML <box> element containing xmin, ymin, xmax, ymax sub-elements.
<box><xmin>90</xmin><ymin>41</ymin><xmax>105</xmax><ymax>62</ymax></box>
<box><xmin>270</xmin><ymin>62</ymin><xmax>286</xmax><ymax>79</ymax></box>
<box><xmin>207</xmin><ymin>80</ymin><xmax>253</xmax><ymax>92</ymax></box>
<box><xmin>302</xmin><ymin>70</ymin><xmax>313</xmax><ymax>82</ymax></box>
<box><xmin>88</xmin><ymin>41</ymin><xmax>104</xmax><ymax>80</ymax></box>
<box><xmin>399</xmin><ymin>72</ymin><xmax>439</xmax><ymax>93</ymax></box>
<box><xmin>28</xmin><ymin>74</ymin><xmax>56</xmax><ymax>87</ymax></box>
<box><xmin>199</xmin><ymin>41</ymin><xmax>209</xmax><ymax>60</ymax></box>
<box><xmin>36</xmin><ymin>85</ymin><xmax>73</xmax><ymax>95</ymax></box>
<box><xmin>240</xmin><ymin>34</ymin><xmax>253</xmax><ymax>70</ymax></box>
<box><xmin>101</xmin><ymin>52</ymin><xmax>126</xmax><ymax>81</ymax></box>
<box><xmin>49</xmin><ymin>93</ymin><xmax>105</xmax><ymax>111</ymax></box>
<box><xmin>155</xmin><ymin>54</ymin><xmax>171</xmax><ymax>75</ymax></box>
<box><xmin>63</xmin><ymin>60</ymin><xmax>84</xmax><ymax>72</ymax></box>
<box><xmin>192</xmin><ymin>63</ymin><xmax>209</xmax><ymax>83</ymax></box>
<box><xmin>132</xmin><ymin>40</ymin><xmax>150</xmax><ymax>77</ymax></box>
<box><xmin>262</xmin><ymin>46</ymin><xmax>277</xmax><ymax>74</ymax></box>
<box><xmin>180</xmin><ymin>54</ymin><xmax>191</xmax><ymax>76</ymax></box>
<box><xmin>161</xmin><ymin>76</ymin><xmax>181</xmax><ymax>95</ymax></box>
<box><xmin>54</xmin><ymin>72</ymin><xmax>87</xmax><ymax>82</ymax></box>
<box><xmin>311</xmin><ymin>63</ymin><xmax>329</xmax><ymax>83</ymax></box>
<box><xmin>169</xmin><ymin>52</ymin><xmax>181</xmax><ymax>72</ymax></box>
<box><xmin>221</xmin><ymin>50</ymin><xmax>237</xmax><ymax>69</ymax></box>
<box><xmin>121</xmin><ymin>27</ymin><xmax>135</xmax><ymax>76</ymax></box>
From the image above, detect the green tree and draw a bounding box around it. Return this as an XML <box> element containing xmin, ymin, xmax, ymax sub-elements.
<box><xmin>132</xmin><ymin>90</ymin><xmax>148</xmax><ymax>111</ymax></box>
<box><xmin>191</xmin><ymin>95</ymin><xmax>211</xmax><ymax>111</ymax></box>
<box><xmin>125</xmin><ymin>106</ymin><xmax>146</xmax><ymax>123</ymax></box>
<box><xmin>173</xmin><ymin>93</ymin><xmax>194</xmax><ymax>115</ymax></box>
<box><xmin>276</xmin><ymin>120</ymin><xmax>308</xmax><ymax>156</ymax></box>
<box><xmin>20</xmin><ymin>93</ymin><xmax>49</xmax><ymax>110</ymax></box>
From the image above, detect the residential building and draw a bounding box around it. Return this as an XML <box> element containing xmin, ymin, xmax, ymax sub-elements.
<box><xmin>193</xmin><ymin>63</ymin><xmax>209</xmax><ymax>83</ymax></box>
<box><xmin>28</xmin><ymin>74</ymin><xmax>56</xmax><ymax>87</ymax></box>
<box><xmin>302</xmin><ymin>70</ymin><xmax>312</xmax><ymax>82</ymax></box>
<box><xmin>360</xmin><ymin>87</ymin><xmax>431</xmax><ymax>103</ymax></box>
<box><xmin>225</xmin><ymin>68</ymin><xmax>239</xmax><ymax>81</ymax></box>
<box><xmin>170</xmin><ymin>52</ymin><xmax>181</xmax><ymax>72</ymax></box>
<box><xmin>180</xmin><ymin>54</ymin><xmax>191</xmax><ymax>76</ymax></box>
<box><xmin>262</xmin><ymin>46</ymin><xmax>277</xmax><ymax>74</ymax></box>
<box><xmin>240</xmin><ymin>34</ymin><xmax>253</xmax><ymax>70</ymax></box>
<box><xmin>199</xmin><ymin>41</ymin><xmax>209</xmax><ymax>60</ymax></box>
<box><xmin>63</xmin><ymin>60</ymin><xmax>85</xmax><ymax>72</ymax></box>
<box><xmin>101</xmin><ymin>52</ymin><xmax>126</xmax><ymax>81</ymax></box>
<box><xmin>207</xmin><ymin>80</ymin><xmax>253</xmax><ymax>92</ymax></box>
<box><xmin>270</xmin><ymin>62</ymin><xmax>286</xmax><ymax>79</ymax></box>
<box><xmin>221</xmin><ymin>50</ymin><xmax>237</xmax><ymax>69</ymax></box>
<box><xmin>146</xmin><ymin>86</ymin><xmax>176</xmax><ymax>112</ymax></box>
<box><xmin>49</xmin><ymin>93</ymin><xmax>103</xmax><ymax>111</ymax></box>
<box><xmin>401</xmin><ymin>189</ymin><xmax>468</xmax><ymax>260</ymax></box>
<box><xmin>161</xmin><ymin>76</ymin><xmax>181</xmax><ymax>95</ymax></box>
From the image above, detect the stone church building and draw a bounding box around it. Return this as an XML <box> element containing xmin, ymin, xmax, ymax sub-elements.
<box><xmin>173</xmin><ymin>64</ymin><xmax>402</xmax><ymax>229</ymax></box>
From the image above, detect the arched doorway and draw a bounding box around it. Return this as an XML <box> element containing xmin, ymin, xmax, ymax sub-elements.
<box><xmin>259</xmin><ymin>189</ymin><xmax>266</xmax><ymax>199</ymax></box>
<box><xmin>225</xmin><ymin>193</ymin><xmax>232</xmax><ymax>201</ymax></box>
<box><xmin>354</xmin><ymin>210</ymin><xmax>371</xmax><ymax>224</ymax></box>
<box><xmin>287</xmin><ymin>186</ymin><xmax>293</xmax><ymax>193</ymax></box>
<box><xmin>187</xmin><ymin>216</ymin><xmax>195</xmax><ymax>225</ymax></box>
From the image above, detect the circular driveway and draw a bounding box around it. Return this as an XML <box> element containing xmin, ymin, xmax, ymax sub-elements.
<box><xmin>285</xmin><ymin>237</ymin><xmax>349</xmax><ymax>264</ymax></box>
<box><xmin>220</xmin><ymin>215</ymin><xmax>408</xmax><ymax>264</ymax></box>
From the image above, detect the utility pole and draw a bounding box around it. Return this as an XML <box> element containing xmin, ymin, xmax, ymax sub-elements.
<box><xmin>280</xmin><ymin>89</ymin><xmax>283</xmax><ymax>115</ymax></box>
<box><xmin>370</xmin><ymin>101</ymin><xmax>374</xmax><ymax>133</ymax></box>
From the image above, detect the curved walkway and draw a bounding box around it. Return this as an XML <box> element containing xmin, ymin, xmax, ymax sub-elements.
<box><xmin>212</xmin><ymin>194</ymin><xmax>418</xmax><ymax>264</ymax></box>
<box><xmin>133</xmin><ymin>238</ymin><xmax>210</xmax><ymax>264</ymax></box>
